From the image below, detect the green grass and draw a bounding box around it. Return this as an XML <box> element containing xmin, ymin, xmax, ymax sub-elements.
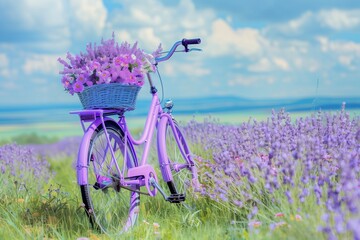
<box><xmin>1</xmin><ymin>110</ymin><xmax>358</xmax><ymax>239</ymax></box>
<box><xmin>0</xmin><ymin>146</ymin><xmax>338</xmax><ymax>240</ymax></box>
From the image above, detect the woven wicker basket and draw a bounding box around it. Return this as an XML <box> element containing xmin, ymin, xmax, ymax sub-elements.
<box><xmin>78</xmin><ymin>83</ymin><xmax>141</xmax><ymax>110</ymax></box>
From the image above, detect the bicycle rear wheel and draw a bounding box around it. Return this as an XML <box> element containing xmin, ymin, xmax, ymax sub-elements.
<box><xmin>159</xmin><ymin>119</ymin><xmax>197</xmax><ymax>198</ymax></box>
<box><xmin>80</xmin><ymin>121</ymin><xmax>140</xmax><ymax>234</ymax></box>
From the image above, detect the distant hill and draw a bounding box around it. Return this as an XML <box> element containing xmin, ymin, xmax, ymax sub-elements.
<box><xmin>142</xmin><ymin>96</ymin><xmax>360</xmax><ymax>115</ymax></box>
<box><xmin>0</xmin><ymin>96</ymin><xmax>359</xmax><ymax>125</ymax></box>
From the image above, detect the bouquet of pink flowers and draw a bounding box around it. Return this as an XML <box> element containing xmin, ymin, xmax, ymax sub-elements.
<box><xmin>58</xmin><ymin>34</ymin><xmax>162</xmax><ymax>95</ymax></box>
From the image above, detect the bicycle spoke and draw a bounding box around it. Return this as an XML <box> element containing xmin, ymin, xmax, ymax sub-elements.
<box><xmin>163</xmin><ymin>121</ymin><xmax>195</xmax><ymax>198</ymax></box>
<box><xmin>80</xmin><ymin>122</ymin><xmax>140</xmax><ymax>234</ymax></box>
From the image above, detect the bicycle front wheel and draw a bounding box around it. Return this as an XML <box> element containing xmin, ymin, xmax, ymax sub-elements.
<box><xmin>159</xmin><ymin>118</ymin><xmax>198</xmax><ymax>199</ymax></box>
<box><xmin>80</xmin><ymin>121</ymin><xmax>140</xmax><ymax>234</ymax></box>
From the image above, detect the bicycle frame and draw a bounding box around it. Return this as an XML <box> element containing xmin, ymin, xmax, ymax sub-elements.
<box><xmin>71</xmin><ymin>38</ymin><xmax>201</xmax><ymax>233</ymax></box>
<box><xmin>72</xmin><ymin>38</ymin><xmax>201</xmax><ymax>198</ymax></box>
<box><xmin>71</xmin><ymin>87</ymin><xmax>194</xmax><ymax>196</ymax></box>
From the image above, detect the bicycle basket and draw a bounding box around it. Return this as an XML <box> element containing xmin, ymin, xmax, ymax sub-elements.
<box><xmin>77</xmin><ymin>83</ymin><xmax>141</xmax><ymax>110</ymax></box>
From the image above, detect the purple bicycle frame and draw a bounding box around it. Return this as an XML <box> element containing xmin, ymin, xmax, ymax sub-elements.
<box><xmin>71</xmin><ymin>90</ymin><xmax>196</xmax><ymax>194</ymax></box>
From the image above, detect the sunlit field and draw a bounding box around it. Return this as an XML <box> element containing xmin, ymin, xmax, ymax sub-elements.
<box><xmin>0</xmin><ymin>108</ymin><xmax>359</xmax><ymax>239</ymax></box>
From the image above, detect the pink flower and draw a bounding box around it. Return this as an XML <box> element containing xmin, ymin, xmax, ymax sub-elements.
<box><xmin>90</xmin><ymin>61</ymin><xmax>101</xmax><ymax>71</ymax></box>
<box><xmin>258</xmin><ymin>153</ymin><xmax>269</xmax><ymax>162</ymax></box>
<box><xmin>58</xmin><ymin>35</ymin><xmax>160</xmax><ymax>95</ymax></box>
<box><xmin>99</xmin><ymin>70</ymin><xmax>111</xmax><ymax>83</ymax></box>
<box><xmin>275</xmin><ymin>221</ymin><xmax>287</xmax><ymax>228</ymax></box>
<box><xmin>275</xmin><ymin>212</ymin><xmax>285</xmax><ymax>218</ymax></box>
<box><xmin>77</xmin><ymin>74</ymin><xmax>87</xmax><ymax>84</ymax></box>
<box><xmin>153</xmin><ymin>222</ymin><xmax>160</xmax><ymax>229</ymax></box>
<box><xmin>110</xmin><ymin>66</ymin><xmax>120</xmax><ymax>81</ymax></box>
<box><xmin>234</xmin><ymin>156</ymin><xmax>243</xmax><ymax>167</ymax></box>
<box><xmin>127</xmin><ymin>72</ymin><xmax>138</xmax><ymax>85</ymax></box>
<box><xmin>73</xmin><ymin>81</ymin><xmax>84</xmax><ymax>93</ymax></box>
<box><xmin>114</xmin><ymin>55</ymin><xmax>130</xmax><ymax>68</ymax></box>
<box><xmin>248</xmin><ymin>221</ymin><xmax>262</xmax><ymax>228</ymax></box>
<box><xmin>295</xmin><ymin>214</ymin><xmax>302</xmax><ymax>221</ymax></box>
<box><xmin>118</xmin><ymin>68</ymin><xmax>131</xmax><ymax>83</ymax></box>
<box><xmin>61</xmin><ymin>76</ymin><xmax>71</xmax><ymax>89</ymax></box>
<box><xmin>270</xmin><ymin>167</ymin><xmax>278</xmax><ymax>176</ymax></box>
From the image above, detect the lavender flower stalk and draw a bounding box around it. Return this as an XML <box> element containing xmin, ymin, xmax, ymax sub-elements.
<box><xmin>183</xmin><ymin>107</ymin><xmax>359</xmax><ymax>239</ymax></box>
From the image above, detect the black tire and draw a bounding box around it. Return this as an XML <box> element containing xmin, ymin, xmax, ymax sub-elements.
<box><xmin>80</xmin><ymin>121</ymin><xmax>140</xmax><ymax>234</ymax></box>
<box><xmin>162</xmin><ymin>120</ymin><xmax>196</xmax><ymax>196</ymax></box>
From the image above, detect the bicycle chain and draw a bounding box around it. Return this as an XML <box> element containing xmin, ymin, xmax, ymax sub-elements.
<box><xmin>119</xmin><ymin>185</ymin><xmax>150</xmax><ymax>196</ymax></box>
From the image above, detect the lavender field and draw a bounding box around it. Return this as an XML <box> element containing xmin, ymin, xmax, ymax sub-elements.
<box><xmin>0</xmin><ymin>107</ymin><xmax>359</xmax><ymax>239</ymax></box>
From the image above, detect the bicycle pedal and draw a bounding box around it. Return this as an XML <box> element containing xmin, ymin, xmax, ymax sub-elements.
<box><xmin>167</xmin><ymin>193</ymin><xmax>186</xmax><ymax>203</ymax></box>
<box><xmin>93</xmin><ymin>181</ymin><xmax>111</xmax><ymax>190</ymax></box>
<box><xmin>93</xmin><ymin>176</ymin><xmax>112</xmax><ymax>190</ymax></box>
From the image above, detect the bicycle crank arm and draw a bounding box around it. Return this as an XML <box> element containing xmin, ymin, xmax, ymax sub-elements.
<box><xmin>149</xmin><ymin>177</ymin><xmax>186</xmax><ymax>203</ymax></box>
<box><xmin>149</xmin><ymin>177</ymin><xmax>169</xmax><ymax>200</ymax></box>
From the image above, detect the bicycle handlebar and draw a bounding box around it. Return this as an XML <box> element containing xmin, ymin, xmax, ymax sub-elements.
<box><xmin>155</xmin><ymin>38</ymin><xmax>201</xmax><ymax>63</ymax></box>
<box><xmin>182</xmin><ymin>38</ymin><xmax>201</xmax><ymax>46</ymax></box>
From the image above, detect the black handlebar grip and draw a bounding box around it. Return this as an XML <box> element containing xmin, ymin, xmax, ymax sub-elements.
<box><xmin>182</xmin><ymin>38</ymin><xmax>201</xmax><ymax>45</ymax></box>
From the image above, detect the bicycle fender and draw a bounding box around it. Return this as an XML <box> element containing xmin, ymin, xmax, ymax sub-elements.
<box><xmin>157</xmin><ymin>116</ymin><xmax>173</xmax><ymax>182</ymax></box>
<box><xmin>76</xmin><ymin>117</ymin><xmax>118</xmax><ymax>185</ymax></box>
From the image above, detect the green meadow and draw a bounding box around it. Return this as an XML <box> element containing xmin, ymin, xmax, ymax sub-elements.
<box><xmin>0</xmin><ymin>109</ymin><xmax>359</xmax><ymax>239</ymax></box>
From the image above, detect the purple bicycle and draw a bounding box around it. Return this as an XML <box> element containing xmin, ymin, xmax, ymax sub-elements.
<box><xmin>70</xmin><ymin>38</ymin><xmax>201</xmax><ymax>234</ymax></box>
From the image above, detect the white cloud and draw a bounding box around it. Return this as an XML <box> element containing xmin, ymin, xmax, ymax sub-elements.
<box><xmin>0</xmin><ymin>52</ymin><xmax>20</xmax><ymax>80</ymax></box>
<box><xmin>248</xmin><ymin>57</ymin><xmax>290</xmax><ymax>72</ymax></box>
<box><xmin>267</xmin><ymin>8</ymin><xmax>360</xmax><ymax>35</ymax></box>
<box><xmin>273</xmin><ymin>57</ymin><xmax>290</xmax><ymax>71</ymax></box>
<box><xmin>16</xmin><ymin>0</ymin><xmax>66</xmax><ymax>31</ymax></box>
<box><xmin>286</xmin><ymin>11</ymin><xmax>313</xmax><ymax>33</ymax></box>
<box><xmin>0</xmin><ymin>54</ymin><xmax>8</xmax><ymax>68</ymax></box>
<box><xmin>248</xmin><ymin>58</ymin><xmax>272</xmax><ymax>72</ymax></box>
<box><xmin>68</xmin><ymin>0</ymin><xmax>107</xmax><ymax>38</ymax></box>
<box><xmin>0</xmin><ymin>53</ymin><xmax>9</xmax><ymax>77</ymax></box>
<box><xmin>23</xmin><ymin>54</ymin><xmax>60</xmax><ymax>75</ymax></box>
<box><xmin>0</xmin><ymin>0</ymin><xmax>107</xmax><ymax>51</ymax></box>
<box><xmin>318</xmin><ymin>9</ymin><xmax>360</xmax><ymax>30</ymax></box>
<box><xmin>1</xmin><ymin>0</ymin><xmax>359</xmax><ymax>102</ymax></box>
<box><xmin>137</xmin><ymin>28</ymin><xmax>162</xmax><ymax>48</ymax></box>
<box><xmin>162</xmin><ymin>60</ymin><xmax>210</xmax><ymax>77</ymax></box>
<box><xmin>0</xmin><ymin>53</ymin><xmax>9</xmax><ymax>74</ymax></box>
<box><xmin>228</xmin><ymin>75</ymin><xmax>275</xmax><ymax>86</ymax></box>
<box><xmin>109</xmin><ymin>0</ymin><xmax>215</xmax><ymax>49</ymax></box>
<box><xmin>206</xmin><ymin>19</ymin><xmax>265</xmax><ymax>57</ymax></box>
<box><xmin>0</xmin><ymin>0</ymin><xmax>70</xmax><ymax>49</ymax></box>
<box><xmin>317</xmin><ymin>37</ymin><xmax>360</xmax><ymax>55</ymax></box>
<box><xmin>292</xmin><ymin>57</ymin><xmax>320</xmax><ymax>72</ymax></box>
<box><xmin>317</xmin><ymin>36</ymin><xmax>360</xmax><ymax>69</ymax></box>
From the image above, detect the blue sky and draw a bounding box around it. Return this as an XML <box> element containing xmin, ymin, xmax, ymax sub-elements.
<box><xmin>0</xmin><ymin>0</ymin><xmax>359</xmax><ymax>106</ymax></box>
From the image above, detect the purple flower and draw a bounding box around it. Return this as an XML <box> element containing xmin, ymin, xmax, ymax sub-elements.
<box><xmin>99</xmin><ymin>70</ymin><xmax>111</xmax><ymax>83</ymax></box>
<box><xmin>113</xmin><ymin>55</ymin><xmax>130</xmax><ymax>68</ymax></box>
<box><xmin>0</xmin><ymin>144</ymin><xmax>54</xmax><ymax>190</ymax></box>
<box><xmin>57</xmin><ymin>34</ymin><xmax>161</xmax><ymax>94</ymax></box>
<box><xmin>90</xmin><ymin>61</ymin><xmax>101</xmax><ymax>71</ymax></box>
<box><xmin>347</xmin><ymin>218</ymin><xmax>360</xmax><ymax>240</ymax></box>
<box><xmin>182</xmin><ymin>107</ymin><xmax>359</xmax><ymax>236</ymax></box>
<box><xmin>73</xmin><ymin>81</ymin><xmax>84</xmax><ymax>93</ymax></box>
<box><xmin>77</xmin><ymin>74</ymin><xmax>87</xmax><ymax>84</ymax></box>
